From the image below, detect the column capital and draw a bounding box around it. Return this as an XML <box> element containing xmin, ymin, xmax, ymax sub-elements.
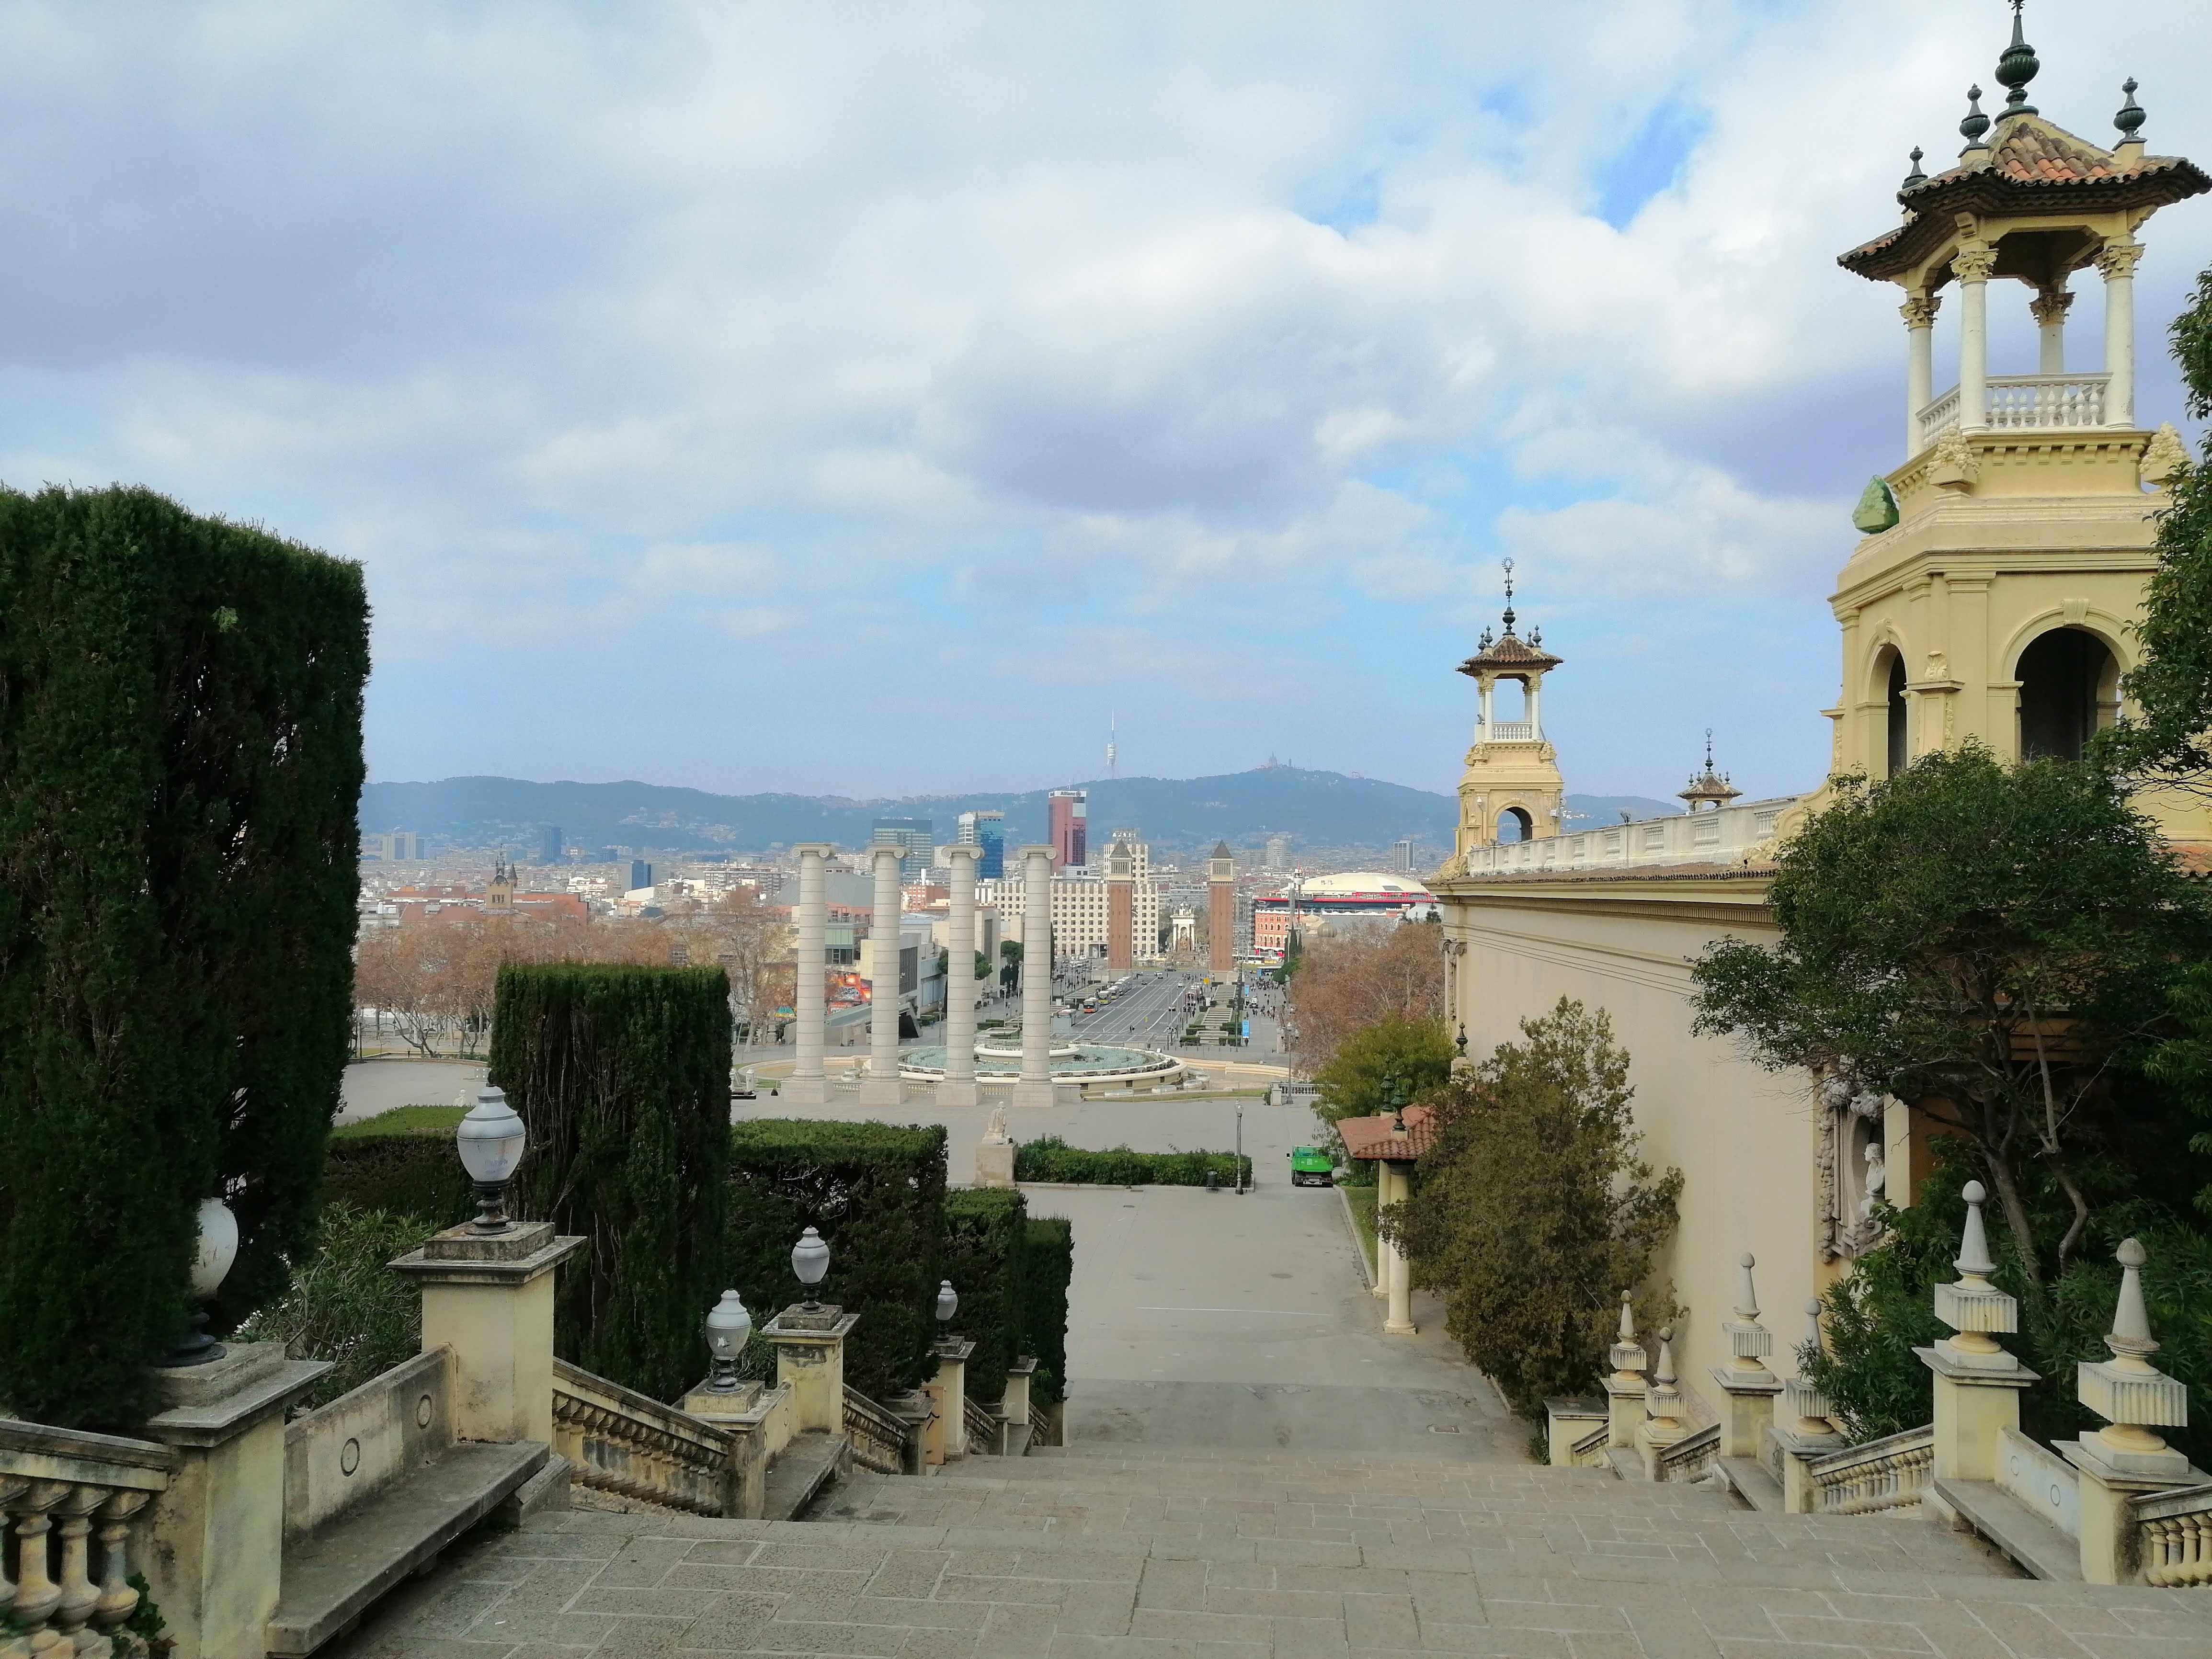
<box><xmin>1900</xmin><ymin>293</ymin><xmax>1942</xmax><ymax>328</ymax></box>
<box><xmin>941</xmin><ymin>842</ymin><xmax>982</xmax><ymax>863</ymax></box>
<box><xmin>1950</xmin><ymin>244</ymin><xmax>1996</xmax><ymax>283</ymax></box>
<box><xmin>2029</xmin><ymin>287</ymin><xmax>2076</xmax><ymax>327</ymax></box>
<box><xmin>790</xmin><ymin>842</ymin><xmax>837</xmax><ymax>860</ymax></box>
<box><xmin>2095</xmin><ymin>237</ymin><xmax>2145</xmax><ymax>280</ymax></box>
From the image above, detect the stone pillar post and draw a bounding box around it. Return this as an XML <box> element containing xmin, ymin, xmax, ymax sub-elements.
<box><xmin>785</xmin><ymin>843</ymin><xmax>834</xmax><ymax>1105</ymax></box>
<box><xmin>1953</xmin><ymin>245</ymin><xmax>1995</xmax><ymax>430</ymax></box>
<box><xmin>1710</xmin><ymin>1253</ymin><xmax>1783</xmax><ymax>1461</ymax></box>
<box><xmin>1605</xmin><ymin>1293</ymin><xmax>1650</xmax><ymax>1450</ymax></box>
<box><xmin>764</xmin><ymin>1304</ymin><xmax>860</xmax><ymax>1436</ymax></box>
<box><xmin>2098</xmin><ymin>238</ymin><xmax>2142</xmax><ymax>428</ymax></box>
<box><xmin>859</xmin><ymin>842</ymin><xmax>907</xmax><ymax>1108</ymax></box>
<box><xmin>1916</xmin><ymin>1182</ymin><xmax>2036</xmax><ymax>1483</ymax></box>
<box><xmin>1013</xmin><ymin>844</ymin><xmax>1059</xmax><ymax>1109</ymax></box>
<box><xmin>1369</xmin><ymin>1160</ymin><xmax>1390</xmax><ymax>1300</ymax></box>
<box><xmin>2030</xmin><ymin>286</ymin><xmax>2072</xmax><ymax>376</ymax></box>
<box><xmin>1381</xmin><ymin>1158</ymin><xmax>1415</xmax><ymax>1336</ymax></box>
<box><xmin>1636</xmin><ymin>1325</ymin><xmax>1688</xmax><ymax>1478</ymax></box>
<box><xmin>937</xmin><ymin>844</ymin><xmax>981</xmax><ymax>1107</ymax></box>
<box><xmin>2063</xmin><ymin>1238</ymin><xmax>2200</xmax><ymax>1584</ymax></box>
<box><xmin>141</xmin><ymin>1346</ymin><xmax>330</xmax><ymax>1659</ymax></box>
<box><xmin>1902</xmin><ymin>292</ymin><xmax>1938</xmax><ymax>454</ymax></box>
<box><xmin>392</xmin><ymin>1221</ymin><xmax>587</xmax><ymax>1444</ymax></box>
<box><xmin>934</xmin><ymin>1339</ymin><xmax>975</xmax><ymax>1458</ymax></box>
<box><xmin>1776</xmin><ymin>1297</ymin><xmax>1846</xmax><ymax>1512</ymax></box>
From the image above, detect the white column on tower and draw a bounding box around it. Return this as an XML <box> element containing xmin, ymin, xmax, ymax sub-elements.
<box><xmin>2098</xmin><ymin>238</ymin><xmax>2143</xmax><ymax>428</ymax></box>
<box><xmin>858</xmin><ymin>841</ymin><xmax>906</xmax><ymax>1107</ymax></box>
<box><xmin>1953</xmin><ymin>245</ymin><xmax>1995</xmax><ymax>430</ymax></box>
<box><xmin>1013</xmin><ymin>844</ymin><xmax>1058</xmax><ymax>1109</ymax></box>
<box><xmin>937</xmin><ymin>844</ymin><xmax>981</xmax><ymax>1108</ymax></box>
<box><xmin>784</xmin><ymin>843</ymin><xmax>833</xmax><ymax>1105</ymax></box>
<box><xmin>2030</xmin><ymin>285</ymin><xmax>2072</xmax><ymax>376</ymax></box>
<box><xmin>1902</xmin><ymin>292</ymin><xmax>1939</xmax><ymax>454</ymax></box>
<box><xmin>1477</xmin><ymin>676</ymin><xmax>1494</xmax><ymax>738</ymax></box>
<box><xmin>1525</xmin><ymin>675</ymin><xmax>1542</xmax><ymax>738</ymax></box>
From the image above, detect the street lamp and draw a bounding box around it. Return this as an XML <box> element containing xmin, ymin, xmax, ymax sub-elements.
<box><xmin>792</xmin><ymin>1226</ymin><xmax>831</xmax><ymax>1311</ymax></box>
<box><xmin>456</xmin><ymin>1086</ymin><xmax>528</xmax><ymax>1233</ymax></box>
<box><xmin>704</xmin><ymin>1290</ymin><xmax>753</xmax><ymax>1392</ymax></box>
<box><xmin>1385</xmin><ymin>1073</ymin><xmax>1408</xmax><ymax>1135</ymax></box>
<box><xmin>160</xmin><ymin>1196</ymin><xmax>240</xmax><ymax>1367</ymax></box>
<box><xmin>935</xmin><ymin>1279</ymin><xmax>958</xmax><ymax>1342</ymax></box>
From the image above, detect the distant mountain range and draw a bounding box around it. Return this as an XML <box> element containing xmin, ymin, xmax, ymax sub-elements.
<box><xmin>358</xmin><ymin>771</ymin><xmax>1680</xmax><ymax>860</ymax></box>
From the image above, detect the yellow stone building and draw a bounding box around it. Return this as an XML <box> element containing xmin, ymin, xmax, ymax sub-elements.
<box><xmin>1429</xmin><ymin>23</ymin><xmax>2207</xmax><ymax>1415</ymax></box>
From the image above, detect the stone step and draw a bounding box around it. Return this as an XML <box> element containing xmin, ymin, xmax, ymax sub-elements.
<box><xmin>325</xmin><ymin>1502</ymin><xmax>2210</xmax><ymax>1659</ymax></box>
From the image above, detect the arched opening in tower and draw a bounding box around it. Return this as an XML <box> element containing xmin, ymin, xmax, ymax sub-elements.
<box><xmin>2017</xmin><ymin>627</ymin><xmax>2116</xmax><ymax>762</ymax></box>
<box><xmin>1884</xmin><ymin>652</ymin><xmax>1908</xmax><ymax>779</ymax></box>
<box><xmin>1497</xmin><ymin>806</ymin><xmax>1534</xmax><ymax>843</ymax></box>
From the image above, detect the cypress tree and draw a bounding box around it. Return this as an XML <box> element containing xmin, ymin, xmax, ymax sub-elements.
<box><xmin>0</xmin><ymin>484</ymin><xmax>368</xmax><ymax>1429</ymax></box>
<box><xmin>490</xmin><ymin>963</ymin><xmax>732</xmax><ymax>1401</ymax></box>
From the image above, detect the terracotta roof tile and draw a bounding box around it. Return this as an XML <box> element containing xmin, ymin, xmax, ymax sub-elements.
<box><xmin>1339</xmin><ymin>1102</ymin><xmax>1440</xmax><ymax>1161</ymax></box>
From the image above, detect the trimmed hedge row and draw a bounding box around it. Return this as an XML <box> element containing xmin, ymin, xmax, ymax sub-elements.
<box><xmin>940</xmin><ymin>1188</ymin><xmax>1028</xmax><ymax>1400</ymax></box>
<box><xmin>1014</xmin><ymin>1135</ymin><xmax>1250</xmax><ymax>1187</ymax></box>
<box><xmin>726</xmin><ymin>1119</ymin><xmax>948</xmax><ymax>1400</ymax></box>
<box><xmin>493</xmin><ymin>964</ymin><xmax>733</xmax><ymax>1403</ymax></box>
<box><xmin>0</xmin><ymin>485</ymin><xmax>368</xmax><ymax>1429</ymax></box>
<box><xmin>1022</xmin><ymin>1216</ymin><xmax>1073</xmax><ymax>1406</ymax></box>
<box><xmin>322</xmin><ymin>1125</ymin><xmax>473</xmax><ymax>1225</ymax></box>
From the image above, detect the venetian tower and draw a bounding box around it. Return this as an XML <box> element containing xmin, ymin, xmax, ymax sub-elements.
<box><xmin>1206</xmin><ymin>841</ymin><xmax>1236</xmax><ymax>972</ymax></box>
<box><xmin>1449</xmin><ymin>562</ymin><xmax>1565</xmax><ymax>864</ymax></box>
<box><xmin>1829</xmin><ymin>4</ymin><xmax>2205</xmax><ymax>835</ymax></box>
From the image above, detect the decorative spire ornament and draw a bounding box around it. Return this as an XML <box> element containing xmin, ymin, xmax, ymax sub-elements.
<box><xmin>1995</xmin><ymin>0</ymin><xmax>2038</xmax><ymax>117</ymax></box>
<box><xmin>1960</xmin><ymin>85</ymin><xmax>1991</xmax><ymax>156</ymax></box>
<box><xmin>1903</xmin><ymin>146</ymin><xmax>1927</xmax><ymax>189</ymax></box>
<box><xmin>2114</xmin><ymin>78</ymin><xmax>2145</xmax><ymax>143</ymax></box>
<box><xmin>1500</xmin><ymin>558</ymin><xmax>1517</xmax><ymax>635</ymax></box>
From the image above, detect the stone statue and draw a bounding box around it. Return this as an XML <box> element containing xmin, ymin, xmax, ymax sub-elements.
<box><xmin>982</xmin><ymin>1105</ymin><xmax>1010</xmax><ymax>1146</ymax></box>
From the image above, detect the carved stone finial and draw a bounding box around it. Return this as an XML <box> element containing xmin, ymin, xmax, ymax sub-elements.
<box><xmin>1959</xmin><ymin>85</ymin><xmax>1991</xmax><ymax>154</ymax></box>
<box><xmin>2106</xmin><ymin>1237</ymin><xmax>2159</xmax><ymax>1369</ymax></box>
<box><xmin>1734</xmin><ymin>1254</ymin><xmax>1760</xmax><ymax>1323</ymax></box>
<box><xmin>2115</xmin><ymin>77</ymin><xmax>2145</xmax><ymax>142</ymax></box>
<box><xmin>1802</xmin><ymin>1297</ymin><xmax>1824</xmax><ymax>1356</ymax></box>
<box><xmin>1995</xmin><ymin>0</ymin><xmax>2038</xmax><ymax>117</ymax></box>
<box><xmin>1903</xmin><ymin>146</ymin><xmax>1927</xmax><ymax>189</ymax></box>
<box><xmin>1608</xmin><ymin>1291</ymin><xmax>1648</xmax><ymax>1382</ymax></box>
<box><xmin>1933</xmin><ymin>1179</ymin><xmax>2021</xmax><ymax>1364</ymax></box>
<box><xmin>2076</xmin><ymin>1235</ymin><xmax>2189</xmax><ymax>1467</ymax></box>
<box><xmin>1955</xmin><ymin>1181</ymin><xmax>1996</xmax><ymax>1283</ymax></box>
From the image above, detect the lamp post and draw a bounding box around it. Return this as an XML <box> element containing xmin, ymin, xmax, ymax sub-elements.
<box><xmin>704</xmin><ymin>1290</ymin><xmax>753</xmax><ymax>1392</ymax></box>
<box><xmin>792</xmin><ymin>1226</ymin><xmax>831</xmax><ymax>1312</ymax></box>
<box><xmin>456</xmin><ymin>1086</ymin><xmax>528</xmax><ymax>1233</ymax></box>
<box><xmin>159</xmin><ymin>1196</ymin><xmax>240</xmax><ymax>1367</ymax></box>
<box><xmin>1234</xmin><ymin>1098</ymin><xmax>1245</xmax><ymax>1195</ymax></box>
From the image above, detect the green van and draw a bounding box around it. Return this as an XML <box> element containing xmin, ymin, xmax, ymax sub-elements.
<box><xmin>1288</xmin><ymin>1146</ymin><xmax>1335</xmax><ymax>1187</ymax></box>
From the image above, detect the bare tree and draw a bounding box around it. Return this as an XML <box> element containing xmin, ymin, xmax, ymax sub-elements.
<box><xmin>1286</xmin><ymin>920</ymin><xmax>1445</xmax><ymax>1074</ymax></box>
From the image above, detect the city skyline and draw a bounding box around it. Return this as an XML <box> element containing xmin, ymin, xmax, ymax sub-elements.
<box><xmin>3</xmin><ymin>3</ymin><xmax>2208</xmax><ymax>805</ymax></box>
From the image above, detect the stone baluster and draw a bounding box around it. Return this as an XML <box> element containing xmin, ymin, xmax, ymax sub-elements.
<box><xmin>89</xmin><ymin>1489</ymin><xmax>151</xmax><ymax>1643</ymax></box>
<box><xmin>49</xmin><ymin>1484</ymin><xmax>105</xmax><ymax>1645</ymax></box>
<box><xmin>10</xmin><ymin>1480</ymin><xmax>71</xmax><ymax>1636</ymax></box>
<box><xmin>1711</xmin><ymin>1253</ymin><xmax>1783</xmax><ymax>1461</ymax></box>
<box><xmin>1917</xmin><ymin>1180</ymin><xmax>2036</xmax><ymax>1484</ymax></box>
<box><xmin>1636</xmin><ymin>1325</ymin><xmax>1687</xmax><ymax>1479</ymax></box>
<box><xmin>1776</xmin><ymin>1297</ymin><xmax>1847</xmax><ymax>1511</ymax></box>
<box><xmin>1604</xmin><ymin>1293</ymin><xmax>1648</xmax><ymax>1449</ymax></box>
<box><xmin>2064</xmin><ymin>1237</ymin><xmax>2201</xmax><ymax>1584</ymax></box>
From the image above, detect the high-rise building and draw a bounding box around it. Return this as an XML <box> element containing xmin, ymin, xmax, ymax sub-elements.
<box><xmin>1265</xmin><ymin>833</ymin><xmax>1290</xmax><ymax>871</ymax></box>
<box><xmin>1393</xmin><ymin>838</ymin><xmax>1417</xmax><ymax>873</ymax></box>
<box><xmin>1047</xmin><ymin>789</ymin><xmax>1087</xmax><ymax>869</ymax></box>
<box><xmin>956</xmin><ymin>809</ymin><xmax>1006</xmax><ymax>879</ymax></box>
<box><xmin>871</xmin><ymin>817</ymin><xmax>935</xmax><ymax>880</ymax></box>
<box><xmin>535</xmin><ymin>824</ymin><xmax>564</xmax><ymax>865</ymax></box>
<box><xmin>629</xmin><ymin>859</ymin><xmax>654</xmax><ymax>892</ymax></box>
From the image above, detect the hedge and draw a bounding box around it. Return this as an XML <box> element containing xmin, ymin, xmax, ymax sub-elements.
<box><xmin>940</xmin><ymin>1188</ymin><xmax>1028</xmax><ymax>1401</ymax></box>
<box><xmin>491</xmin><ymin>964</ymin><xmax>732</xmax><ymax>1403</ymax></box>
<box><xmin>1013</xmin><ymin>1135</ymin><xmax>1251</xmax><ymax>1187</ymax></box>
<box><xmin>1022</xmin><ymin>1216</ymin><xmax>1073</xmax><ymax>1406</ymax></box>
<box><xmin>727</xmin><ymin>1119</ymin><xmax>947</xmax><ymax>1400</ymax></box>
<box><xmin>0</xmin><ymin>485</ymin><xmax>368</xmax><ymax>1429</ymax></box>
<box><xmin>322</xmin><ymin>1113</ymin><xmax>474</xmax><ymax>1227</ymax></box>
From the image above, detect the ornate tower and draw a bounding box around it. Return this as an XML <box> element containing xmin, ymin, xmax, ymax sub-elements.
<box><xmin>1206</xmin><ymin>841</ymin><xmax>1236</xmax><ymax>973</ymax></box>
<box><xmin>1105</xmin><ymin>837</ymin><xmax>1135</xmax><ymax>973</ymax></box>
<box><xmin>1830</xmin><ymin>7</ymin><xmax>2205</xmax><ymax>832</ymax></box>
<box><xmin>1449</xmin><ymin>563</ymin><xmax>1566</xmax><ymax>863</ymax></box>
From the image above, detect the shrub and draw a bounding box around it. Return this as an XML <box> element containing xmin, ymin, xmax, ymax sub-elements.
<box><xmin>1309</xmin><ymin>1017</ymin><xmax>1455</xmax><ymax>1157</ymax></box>
<box><xmin>0</xmin><ymin>484</ymin><xmax>369</xmax><ymax>1429</ymax></box>
<box><xmin>1013</xmin><ymin>1136</ymin><xmax>1249</xmax><ymax>1186</ymax></box>
<box><xmin>940</xmin><ymin>1188</ymin><xmax>1029</xmax><ymax>1401</ymax></box>
<box><xmin>1386</xmin><ymin>999</ymin><xmax>1681</xmax><ymax>1417</ymax></box>
<box><xmin>321</xmin><ymin>1122</ymin><xmax>473</xmax><ymax>1226</ymax></box>
<box><xmin>1022</xmin><ymin>1216</ymin><xmax>1074</xmax><ymax>1406</ymax></box>
<box><xmin>726</xmin><ymin>1119</ymin><xmax>948</xmax><ymax>1400</ymax></box>
<box><xmin>492</xmin><ymin>964</ymin><xmax>732</xmax><ymax>1404</ymax></box>
<box><xmin>235</xmin><ymin>1203</ymin><xmax>424</xmax><ymax>1413</ymax></box>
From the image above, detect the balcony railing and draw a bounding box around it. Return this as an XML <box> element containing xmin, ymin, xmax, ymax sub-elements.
<box><xmin>1486</xmin><ymin>720</ymin><xmax>1535</xmax><ymax>741</ymax></box>
<box><xmin>1917</xmin><ymin>373</ymin><xmax>2111</xmax><ymax>449</ymax></box>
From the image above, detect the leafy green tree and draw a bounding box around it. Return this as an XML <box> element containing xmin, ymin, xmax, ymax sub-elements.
<box><xmin>1383</xmin><ymin>1000</ymin><xmax>1681</xmax><ymax>1416</ymax></box>
<box><xmin>1691</xmin><ymin>745</ymin><xmax>2209</xmax><ymax>1282</ymax></box>
<box><xmin>1309</xmin><ymin>1016</ymin><xmax>1455</xmax><ymax>1142</ymax></box>
<box><xmin>2095</xmin><ymin>259</ymin><xmax>2212</xmax><ymax>789</ymax></box>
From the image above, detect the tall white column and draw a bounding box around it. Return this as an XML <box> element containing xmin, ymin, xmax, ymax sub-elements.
<box><xmin>1012</xmin><ymin>843</ymin><xmax>1058</xmax><ymax>1109</ymax></box>
<box><xmin>1525</xmin><ymin>675</ymin><xmax>1542</xmax><ymax>738</ymax></box>
<box><xmin>1953</xmin><ymin>246</ymin><xmax>1994</xmax><ymax>430</ymax></box>
<box><xmin>858</xmin><ymin>842</ymin><xmax>906</xmax><ymax>1107</ymax></box>
<box><xmin>1476</xmin><ymin>677</ymin><xmax>1493</xmax><ymax>736</ymax></box>
<box><xmin>1902</xmin><ymin>292</ymin><xmax>1938</xmax><ymax>454</ymax></box>
<box><xmin>937</xmin><ymin>844</ymin><xmax>981</xmax><ymax>1108</ymax></box>
<box><xmin>2098</xmin><ymin>238</ymin><xmax>2142</xmax><ymax>428</ymax></box>
<box><xmin>2030</xmin><ymin>286</ymin><xmax>2071</xmax><ymax>376</ymax></box>
<box><xmin>1381</xmin><ymin>1160</ymin><xmax>1415</xmax><ymax>1336</ymax></box>
<box><xmin>784</xmin><ymin>844</ymin><xmax>833</xmax><ymax>1105</ymax></box>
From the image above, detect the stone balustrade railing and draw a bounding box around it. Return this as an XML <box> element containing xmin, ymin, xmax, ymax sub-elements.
<box><xmin>2134</xmin><ymin>1482</ymin><xmax>2212</xmax><ymax>1587</ymax></box>
<box><xmin>843</xmin><ymin>1387</ymin><xmax>914</xmax><ymax>1476</ymax></box>
<box><xmin>553</xmin><ymin>1360</ymin><xmax>735</xmax><ymax>1516</ymax></box>
<box><xmin>0</xmin><ymin>1417</ymin><xmax>178</xmax><ymax>1659</ymax></box>
<box><xmin>1915</xmin><ymin>374</ymin><xmax>2110</xmax><ymax>447</ymax></box>
<box><xmin>1653</xmin><ymin>1423</ymin><xmax>1721</xmax><ymax>1484</ymax></box>
<box><xmin>1451</xmin><ymin>796</ymin><xmax>1799</xmax><ymax>878</ymax></box>
<box><xmin>1568</xmin><ymin>1420</ymin><xmax>1609</xmax><ymax>1468</ymax></box>
<box><xmin>965</xmin><ymin>1394</ymin><xmax>1001</xmax><ymax>1457</ymax></box>
<box><xmin>1806</xmin><ymin>1424</ymin><xmax>1933</xmax><ymax>1514</ymax></box>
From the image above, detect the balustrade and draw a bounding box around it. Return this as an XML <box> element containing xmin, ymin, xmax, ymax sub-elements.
<box><xmin>1653</xmin><ymin>1423</ymin><xmax>1720</xmax><ymax>1484</ymax></box>
<box><xmin>964</xmin><ymin>1395</ymin><xmax>1001</xmax><ymax>1457</ymax></box>
<box><xmin>2137</xmin><ymin>1484</ymin><xmax>2212</xmax><ymax>1587</ymax></box>
<box><xmin>1805</xmin><ymin>1425</ymin><xmax>1934</xmax><ymax>1514</ymax></box>
<box><xmin>0</xmin><ymin>1421</ymin><xmax>174</xmax><ymax>1659</ymax></box>
<box><xmin>552</xmin><ymin>1362</ymin><xmax>734</xmax><ymax>1515</ymax></box>
<box><xmin>1917</xmin><ymin>374</ymin><xmax>2109</xmax><ymax>447</ymax></box>
<box><xmin>842</xmin><ymin>1387</ymin><xmax>913</xmax><ymax>1476</ymax></box>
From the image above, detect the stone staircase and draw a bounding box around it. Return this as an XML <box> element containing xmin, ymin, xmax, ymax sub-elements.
<box><xmin>328</xmin><ymin>1443</ymin><xmax>2212</xmax><ymax>1659</ymax></box>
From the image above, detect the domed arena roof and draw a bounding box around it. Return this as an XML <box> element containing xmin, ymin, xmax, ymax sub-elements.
<box><xmin>1297</xmin><ymin>872</ymin><xmax>1433</xmax><ymax>898</ymax></box>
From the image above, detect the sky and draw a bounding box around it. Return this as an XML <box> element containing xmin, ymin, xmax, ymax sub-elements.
<box><xmin>4</xmin><ymin>0</ymin><xmax>2210</xmax><ymax>805</ymax></box>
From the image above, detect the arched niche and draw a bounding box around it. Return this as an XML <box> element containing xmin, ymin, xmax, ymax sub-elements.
<box><xmin>2011</xmin><ymin>624</ymin><xmax>2122</xmax><ymax>761</ymax></box>
<box><xmin>1496</xmin><ymin>806</ymin><xmax>1534</xmax><ymax>843</ymax></box>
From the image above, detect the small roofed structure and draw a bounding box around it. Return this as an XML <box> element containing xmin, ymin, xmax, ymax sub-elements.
<box><xmin>1337</xmin><ymin>1102</ymin><xmax>1439</xmax><ymax>1163</ymax></box>
<box><xmin>1678</xmin><ymin>730</ymin><xmax>1742</xmax><ymax>813</ymax></box>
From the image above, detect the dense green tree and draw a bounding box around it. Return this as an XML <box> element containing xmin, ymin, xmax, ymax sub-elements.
<box><xmin>2094</xmin><ymin>259</ymin><xmax>2212</xmax><ymax>789</ymax></box>
<box><xmin>1383</xmin><ymin>1000</ymin><xmax>1680</xmax><ymax>1416</ymax></box>
<box><xmin>1691</xmin><ymin>745</ymin><xmax>2209</xmax><ymax>1282</ymax></box>
<box><xmin>1308</xmin><ymin>1016</ymin><xmax>1455</xmax><ymax>1150</ymax></box>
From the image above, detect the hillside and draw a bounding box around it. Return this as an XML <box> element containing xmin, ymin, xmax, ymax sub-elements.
<box><xmin>358</xmin><ymin>771</ymin><xmax>1681</xmax><ymax>859</ymax></box>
